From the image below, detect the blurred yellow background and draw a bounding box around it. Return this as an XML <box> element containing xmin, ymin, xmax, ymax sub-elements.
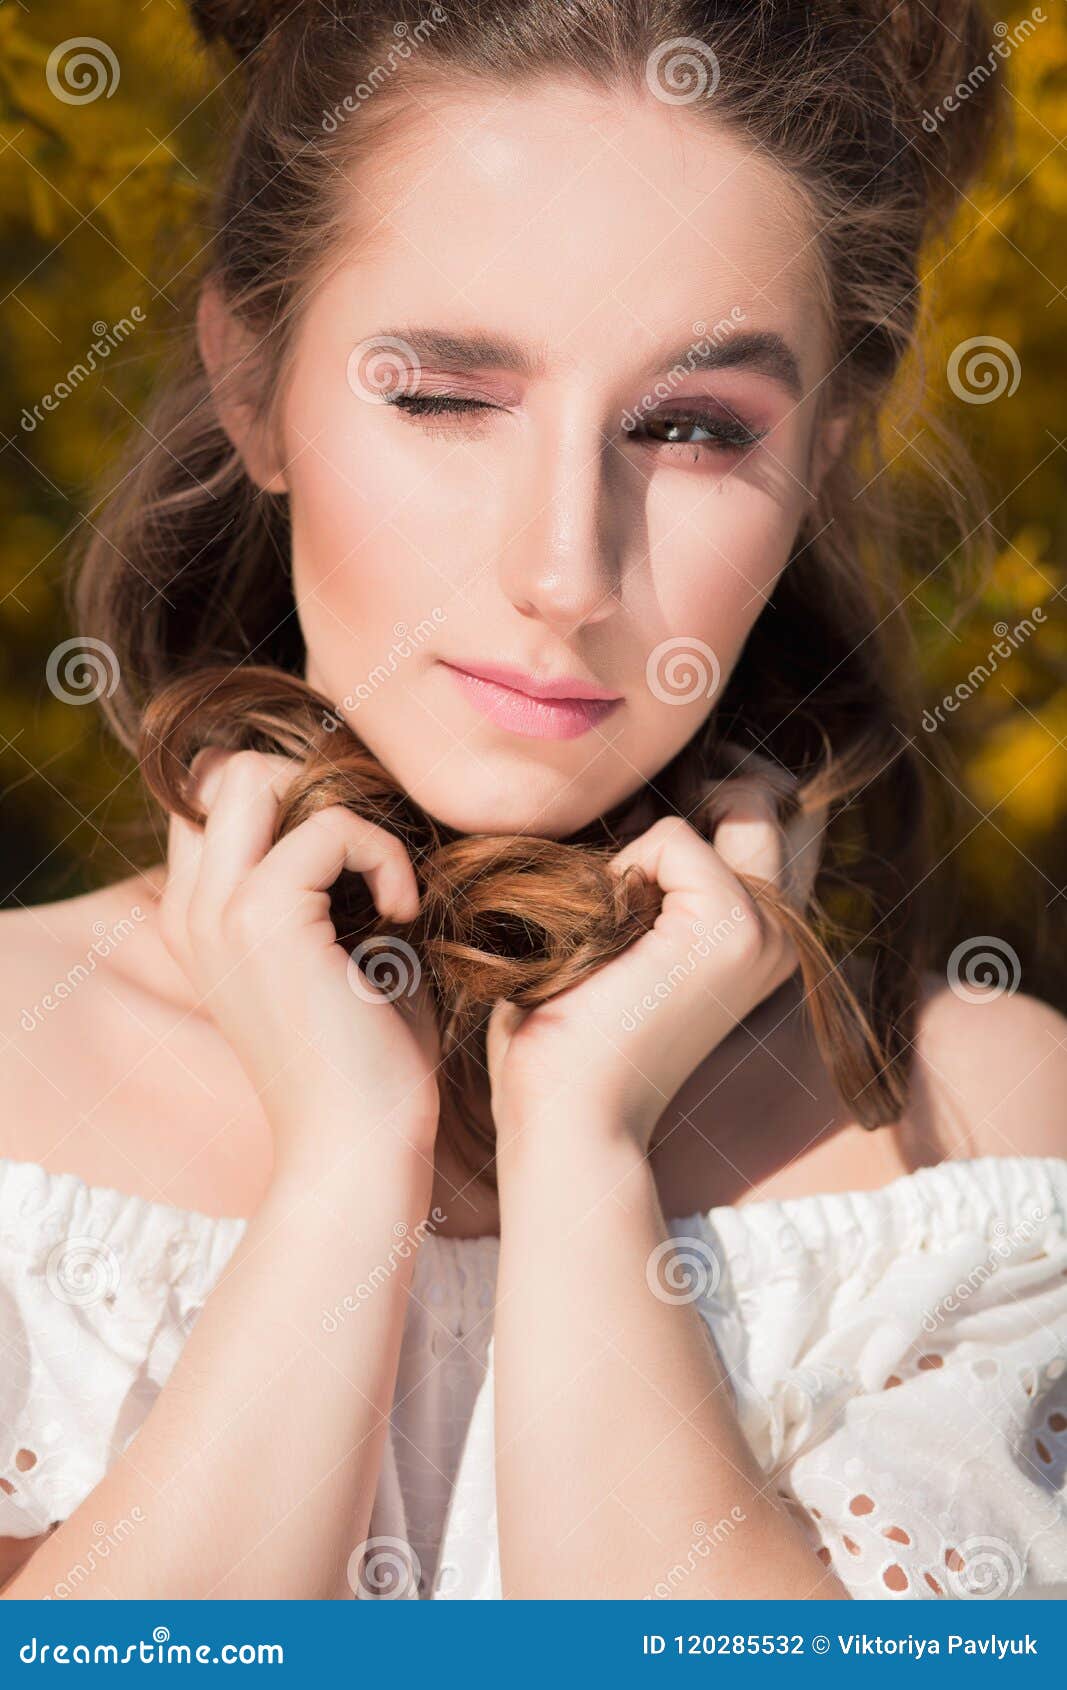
<box><xmin>1</xmin><ymin>1</ymin><xmax>1064</xmax><ymax>1008</ymax></box>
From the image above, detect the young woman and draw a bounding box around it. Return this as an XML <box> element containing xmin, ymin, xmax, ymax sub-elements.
<box><xmin>0</xmin><ymin>0</ymin><xmax>1064</xmax><ymax>1602</ymax></box>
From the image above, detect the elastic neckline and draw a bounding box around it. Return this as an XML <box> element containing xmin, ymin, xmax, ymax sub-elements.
<box><xmin>0</xmin><ymin>1150</ymin><xmax>1062</xmax><ymax>1247</ymax></box>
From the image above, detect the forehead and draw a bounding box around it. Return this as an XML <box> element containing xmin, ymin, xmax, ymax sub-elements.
<box><xmin>316</xmin><ymin>79</ymin><xmax>829</xmax><ymax>378</ymax></box>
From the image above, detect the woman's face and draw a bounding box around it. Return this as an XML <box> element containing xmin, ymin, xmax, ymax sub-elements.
<box><xmin>271</xmin><ymin>80</ymin><xmax>837</xmax><ymax>838</ymax></box>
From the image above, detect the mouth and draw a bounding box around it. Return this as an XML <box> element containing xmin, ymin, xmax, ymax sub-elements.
<box><xmin>441</xmin><ymin>661</ymin><xmax>623</xmax><ymax>741</ymax></box>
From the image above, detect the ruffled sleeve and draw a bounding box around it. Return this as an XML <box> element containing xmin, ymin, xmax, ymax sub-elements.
<box><xmin>0</xmin><ymin>1158</ymin><xmax>244</xmax><ymax>1539</ymax></box>
<box><xmin>669</xmin><ymin>1155</ymin><xmax>1067</xmax><ymax>1599</ymax></box>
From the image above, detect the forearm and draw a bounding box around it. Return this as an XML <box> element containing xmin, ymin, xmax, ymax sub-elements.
<box><xmin>494</xmin><ymin>1123</ymin><xmax>847</xmax><ymax>1599</ymax></box>
<box><xmin>5</xmin><ymin>1120</ymin><xmax>434</xmax><ymax>1600</ymax></box>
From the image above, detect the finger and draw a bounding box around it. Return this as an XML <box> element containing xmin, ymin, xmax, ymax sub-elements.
<box><xmin>706</xmin><ymin>748</ymin><xmax>819</xmax><ymax>907</ymax></box>
<box><xmin>192</xmin><ymin>749</ymin><xmax>305</xmax><ymax>916</ymax></box>
<box><xmin>610</xmin><ymin>814</ymin><xmax>742</xmax><ymax>917</ymax></box>
<box><xmin>157</xmin><ymin>807</ymin><xmax>207</xmax><ymax>976</ymax></box>
<box><xmin>244</xmin><ymin>805</ymin><xmax>421</xmax><ymax>924</ymax></box>
<box><xmin>710</xmin><ymin>785</ymin><xmax>784</xmax><ymax>887</ymax></box>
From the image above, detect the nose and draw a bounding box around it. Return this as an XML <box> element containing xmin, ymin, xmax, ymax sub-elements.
<box><xmin>498</xmin><ymin>407</ymin><xmax>622</xmax><ymax>633</ymax></box>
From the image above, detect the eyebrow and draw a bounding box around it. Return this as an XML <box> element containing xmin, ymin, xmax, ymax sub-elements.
<box><xmin>374</xmin><ymin>325</ymin><xmax>805</xmax><ymax>400</ymax></box>
<box><xmin>646</xmin><ymin>330</ymin><xmax>804</xmax><ymax>401</ymax></box>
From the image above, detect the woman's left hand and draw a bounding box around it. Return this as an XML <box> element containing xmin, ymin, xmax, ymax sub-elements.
<box><xmin>487</xmin><ymin>761</ymin><xmax>825</xmax><ymax>1154</ymax></box>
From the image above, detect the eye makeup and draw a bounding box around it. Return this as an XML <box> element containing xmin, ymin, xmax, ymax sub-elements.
<box><xmin>383</xmin><ymin>389</ymin><xmax>769</xmax><ymax>459</ymax></box>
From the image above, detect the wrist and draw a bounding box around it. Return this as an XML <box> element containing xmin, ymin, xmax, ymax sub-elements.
<box><xmin>268</xmin><ymin>1101</ymin><xmax>438</xmax><ymax>1198</ymax></box>
<box><xmin>495</xmin><ymin>1104</ymin><xmax>656</xmax><ymax>1210</ymax></box>
<box><xmin>495</xmin><ymin>1094</ymin><xmax>657</xmax><ymax>1168</ymax></box>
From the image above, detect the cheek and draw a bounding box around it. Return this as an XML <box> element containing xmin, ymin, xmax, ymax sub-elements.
<box><xmin>285</xmin><ymin>398</ymin><xmax>491</xmax><ymax>610</ymax></box>
<box><xmin>645</xmin><ymin>476</ymin><xmax>801</xmax><ymax>647</ymax></box>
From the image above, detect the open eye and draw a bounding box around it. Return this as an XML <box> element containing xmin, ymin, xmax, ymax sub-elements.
<box><xmin>624</xmin><ymin>406</ymin><xmax>765</xmax><ymax>454</ymax></box>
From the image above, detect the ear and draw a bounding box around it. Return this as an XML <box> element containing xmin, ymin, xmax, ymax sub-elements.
<box><xmin>197</xmin><ymin>281</ymin><xmax>288</xmax><ymax>494</ymax></box>
<box><xmin>808</xmin><ymin>408</ymin><xmax>850</xmax><ymax>502</ymax></box>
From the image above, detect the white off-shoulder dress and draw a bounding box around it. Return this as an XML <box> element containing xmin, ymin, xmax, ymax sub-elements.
<box><xmin>1</xmin><ymin>1153</ymin><xmax>1066</xmax><ymax>1600</ymax></box>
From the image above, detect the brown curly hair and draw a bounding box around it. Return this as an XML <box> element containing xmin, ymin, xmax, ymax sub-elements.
<box><xmin>69</xmin><ymin>0</ymin><xmax>1005</xmax><ymax>1181</ymax></box>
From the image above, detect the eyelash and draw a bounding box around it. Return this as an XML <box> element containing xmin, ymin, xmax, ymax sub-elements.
<box><xmin>384</xmin><ymin>393</ymin><xmax>766</xmax><ymax>455</ymax></box>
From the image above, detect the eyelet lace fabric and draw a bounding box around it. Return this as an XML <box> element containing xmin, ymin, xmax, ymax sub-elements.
<box><xmin>1</xmin><ymin>1154</ymin><xmax>1065</xmax><ymax>1600</ymax></box>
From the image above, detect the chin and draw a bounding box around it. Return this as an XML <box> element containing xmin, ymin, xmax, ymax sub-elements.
<box><xmin>405</xmin><ymin>769</ymin><xmax>608</xmax><ymax>841</ymax></box>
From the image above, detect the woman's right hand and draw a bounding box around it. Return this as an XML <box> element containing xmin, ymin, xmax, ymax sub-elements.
<box><xmin>157</xmin><ymin>746</ymin><xmax>442</xmax><ymax>1163</ymax></box>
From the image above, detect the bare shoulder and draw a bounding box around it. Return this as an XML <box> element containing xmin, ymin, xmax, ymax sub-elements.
<box><xmin>907</xmin><ymin>970</ymin><xmax>1067</xmax><ymax>1161</ymax></box>
<box><xmin>0</xmin><ymin>877</ymin><xmax>164</xmax><ymax>1163</ymax></box>
<box><xmin>650</xmin><ymin>962</ymin><xmax>1065</xmax><ymax>1214</ymax></box>
<box><xmin>0</xmin><ymin>874</ymin><xmax>269</xmax><ymax>1213</ymax></box>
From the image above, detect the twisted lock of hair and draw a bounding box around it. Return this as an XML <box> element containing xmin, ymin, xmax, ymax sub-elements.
<box><xmin>74</xmin><ymin>0</ymin><xmax>1007</xmax><ymax>1175</ymax></box>
<box><xmin>138</xmin><ymin>664</ymin><xmax>896</xmax><ymax>1181</ymax></box>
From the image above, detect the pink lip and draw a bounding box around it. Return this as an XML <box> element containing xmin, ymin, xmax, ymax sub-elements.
<box><xmin>443</xmin><ymin>662</ymin><xmax>622</xmax><ymax>741</ymax></box>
